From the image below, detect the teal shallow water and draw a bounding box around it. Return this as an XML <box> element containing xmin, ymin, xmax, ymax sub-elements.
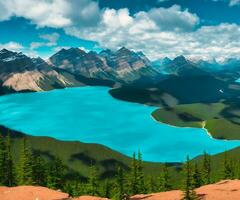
<box><xmin>0</xmin><ymin>86</ymin><xmax>239</xmax><ymax>162</ymax></box>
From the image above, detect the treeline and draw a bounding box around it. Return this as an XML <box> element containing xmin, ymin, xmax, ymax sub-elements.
<box><xmin>0</xmin><ymin>135</ymin><xmax>65</xmax><ymax>188</ymax></box>
<box><xmin>0</xmin><ymin>134</ymin><xmax>239</xmax><ymax>200</ymax></box>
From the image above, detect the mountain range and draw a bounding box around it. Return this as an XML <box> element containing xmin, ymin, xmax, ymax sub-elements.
<box><xmin>1</xmin><ymin>47</ymin><xmax>240</xmax><ymax>105</ymax></box>
<box><xmin>0</xmin><ymin>47</ymin><xmax>161</xmax><ymax>93</ymax></box>
<box><xmin>49</xmin><ymin>47</ymin><xmax>158</xmax><ymax>83</ymax></box>
<box><xmin>153</xmin><ymin>56</ymin><xmax>240</xmax><ymax>81</ymax></box>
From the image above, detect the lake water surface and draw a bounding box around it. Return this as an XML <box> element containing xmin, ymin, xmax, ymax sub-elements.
<box><xmin>0</xmin><ymin>86</ymin><xmax>239</xmax><ymax>162</ymax></box>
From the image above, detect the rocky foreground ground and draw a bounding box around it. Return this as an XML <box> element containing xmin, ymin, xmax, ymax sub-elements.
<box><xmin>0</xmin><ymin>180</ymin><xmax>240</xmax><ymax>200</ymax></box>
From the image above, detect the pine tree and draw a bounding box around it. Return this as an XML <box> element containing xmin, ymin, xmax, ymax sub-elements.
<box><xmin>237</xmin><ymin>160</ymin><xmax>240</xmax><ymax>179</ymax></box>
<box><xmin>223</xmin><ymin>152</ymin><xmax>234</xmax><ymax>179</ymax></box>
<box><xmin>17</xmin><ymin>138</ymin><xmax>33</xmax><ymax>185</ymax></box>
<box><xmin>129</xmin><ymin>152</ymin><xmax>137</xmax><ymax>195</ymax></box>
<box><xmin>202</xmin><ymin>151</ymin><xmax>211</xmax><ymax>185</ymax></box>
<box><xmin>67</xmin><ymin>181</ymin><xmax>85</xmax><ymax>197</ymax></box>
<box><xmin>146</xmin><ymin>176</ymin><xmax>156</xmax><ymax>193</ymax></box>
<box><xmin>32</xmin><ymin>155</ymin><xmax>46</xmax><ymax>186</ymax></box>
<box><xmin>114</xmin><ymin>166</ymin><xmax>124</xmax><ymax>200</ymax></box>
<box><xmin>192</xmin><ymin>163</ymin><xmax>202</xmax><ymax>188</ymax></box>
<box><xmin>47</xmin><ymin>156</ymin><xmax>65</xmax><ymax>189</ymax></box>
<box><xmin>183</xmin><ymin>156</ymin><xmax>197</xmax><ymax>200</ymax></box>
<box><xmin>103</xmin><ymin>179</ymin><xmax>111</xmax><ymax>199</ymax></box>
<box><xmin>0</xmin><ymin>134</ymin><xmax>6</xmax><ymax>185</ymax></box>
<box><xmin>5</xmin><ymin>133</ymin><xmax>14</xmax><ymax>186</ymax></box>
<box><xmin>158</xmin><ymin>163</ymin><xmax>171</xmax><ymax>192</ymax></box>
<box><xmin>86</xmin><ymin>165</ymin><xmax>99</xmax><ymax>196</ymax></box>
<box><xmin>136</xmin><ymin>150</ymin><xmax>145</xmax><ymax>194</ymax></box>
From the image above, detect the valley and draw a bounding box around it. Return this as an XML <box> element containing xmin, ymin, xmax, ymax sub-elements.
<box><xmin>0</xmin><ymin>47</ymin><xmax>240</xmax><ymax>199</ymax></box>
<box><xmin>1</xmin><ymin>1</ymin><xmax>240</xmax><ymax>199</ymax></box>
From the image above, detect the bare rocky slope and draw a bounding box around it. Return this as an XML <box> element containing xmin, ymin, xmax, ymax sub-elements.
<box><xmin>0</xmin><ymin>47</ymin><xmax>159</xmax><ymax>94</ymax></box>
<box><xmin>49</xmin><ymin>47</ymin><xmax>158</xmax><ymax>83</ymax></box>
<box><xmin>0</xmin><ymin>49</ymin><xmax>115</xmax><ymax>93</ymax></box>
<box><xmin>0</xmin><ymin>49</ymin><xmax>80</xmax><ymax>92</ymax></box>
<box><xmin>0</xmin><ymin>180</ymin><xmax>239</xmax><ymax>200</ymax></box>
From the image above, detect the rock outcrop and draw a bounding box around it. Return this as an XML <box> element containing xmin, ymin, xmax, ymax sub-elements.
<box><xmin>131</xmin><ymin>180</ymin><xmax>240</xmax><ymax>200</ymax></box>
<box><xmin>0</xmin><ymin>180</ymin><xmax>240</xmax><ymax>200</ymax></box>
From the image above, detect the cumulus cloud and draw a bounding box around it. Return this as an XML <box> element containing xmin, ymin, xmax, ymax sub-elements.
<box><xmin>0</xmin><ymin>0</ymin><xmax>100</xmax><ymax>28</ymax></box>
<box><xmin>2</xmin><ymin>0</ymin><xmax>71</xmax><ymax>28</ymax></box>
<box><xmin>140</xmin><ymin>5</ymin><xmax>199</xmax><ymax>32</ymax></box>
<box><xmin>63</xmin><ymin>4</ymin><xmax>240</xmax><ymax>61</ymax></box>
<box><xmin>65</xmin><ymin>6</ymin><xmax>199</xmax><ymax>50</ymax></box>
<box><xmin>0</xmin><ymin>42</ymin><xmax>23</xmax><ymax>51</ymax></box>
<box><xmin>0</xmin><ymin>0</ymin><xmax>240</xmax><ymax>61</ymax></box>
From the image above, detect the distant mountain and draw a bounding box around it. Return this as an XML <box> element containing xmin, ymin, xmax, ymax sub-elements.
<box><xmin>160</xmin><ymin>55</ymin><xmax>209</xmax><ymax>76</ymax></box>
<box><xmin>50</xmin><ymin>47</ymin><xmax>159</xmax><ymax>83</ymax></box>
<box><xmin>151</xmin><ymin>57</ymin><xmax>172</xmax><ymax>73</ymax></box>
<box><xmin>197</xmin><ymin>58</ymin><xmax>240</xmax><ymax>72</ymax></box>
<box><xmin>196</xmin><ymin>59</ymin><xmax>220</xmax><ymax>72</ymax></box>
<box><xmin>0</xmin><ymin>49</ymin><xmax>114</xmax><ymax>93</ymax></box>
<box><xmin>2</xmin><ymin>47</ymin><xmax>240</xmax><ymax>99</ymax></box>
<box><xmin>195</xmin><ymin>58</ymin><xmax>240</xmax><ymax>81</ymax></box>
<box><xmin>152</xmin><ymin>55</ymin><xmax>210</xmax><ymax>77</ymax></box>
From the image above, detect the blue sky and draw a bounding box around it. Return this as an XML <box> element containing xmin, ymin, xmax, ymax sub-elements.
<box><xmin>0</xmin><ymin>0</ymin><xmax>240</xmax><ymax>61</ymax></box>
<box><xmin>0</xmin><ymin>17</ymin><xmax>98</xmax><ymax>58</ymax></box>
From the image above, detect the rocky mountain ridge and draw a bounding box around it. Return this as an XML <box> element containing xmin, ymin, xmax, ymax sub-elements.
<box><xmin>1</xmin><ymin>47</ymin><xmax>240</xmax><ymax>95</ymax></box>
<box><xmin>49</xmin><ymin>47</ymin><xmax>158</xmax><ymax>83</ymax></box>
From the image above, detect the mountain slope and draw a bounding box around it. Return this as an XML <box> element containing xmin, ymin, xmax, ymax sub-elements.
<box><xmin>160</xmin><ymin>55</ymin><xmax>209</xmax><ymax>76</ymax></box>
<box><xmin>109</xmin><ymin>73</ymin><xmax>240</xmax><ymax>107</ymax></box>
<box><xmin>50</xmin><ymin>47</ymin><xmax>159</xmax><ymax>83</ymax></box>
<box><xmin>0</xmin><ymin>125</ymin><xmax>165</xmax><ymax>179</ymax></box>
<box><xmin>0</xmin><ymin>49</ymin><xmax>114</xmax><ymax>92</ymax></box>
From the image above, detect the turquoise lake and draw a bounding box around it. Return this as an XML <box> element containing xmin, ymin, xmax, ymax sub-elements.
<box><xmin>0</xmin><ymin>86</ymin><xmax>239</xmax><ymax>162</ymax></box>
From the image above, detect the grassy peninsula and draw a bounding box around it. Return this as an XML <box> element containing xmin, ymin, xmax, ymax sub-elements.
<box><xmin>152</xmin><ymin>101</ymin><xmax>240</xmax><ymax>140</ymax></box>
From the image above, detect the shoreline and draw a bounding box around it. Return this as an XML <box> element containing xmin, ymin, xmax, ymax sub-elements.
<box><xmin>151</xmin><ymin>114</ymin><xmax>240</xmax><ymax>142</ymax></box>
<box><xmin>151</xmin><ymin>114</ymin><xmax>217</xmax><ymax>141</ymax></box>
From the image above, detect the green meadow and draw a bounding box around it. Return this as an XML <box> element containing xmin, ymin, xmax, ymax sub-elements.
<box><xmin>152</xmin><ymin>101</ymin><xmax>240</xmax><ymax>140</ymax></box>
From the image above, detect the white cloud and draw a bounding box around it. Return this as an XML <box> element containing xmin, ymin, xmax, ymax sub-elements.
<box><xmin>30</xmin><ymin>33</ymin><xmax>60</xmax><ymax>50</ymax></box>
<box><xmin>0</xmin><ymin>0</ymin><xmax>100</xmax><ymax>28</ymax></box>
<box><xmin>66</xmin><ymin>14</ymin><xmax>240</xmax><ymax>61</ymax></box>
<box><xmin>61</xmin><ymin>4</ymin><xmax>240</xmax><ymax>61</ymax></box>
<box><xmin>0</xmin><ymin>42</ymin><xmax>23</xmax><ymax>51</ymax></box>
<box><xmin>229</xmin><ymin>0</ymin><xmax>240</xmax><ymax>6</ymax></box>
<box><xmin>0</xmin><ymin>1</ymin><xmax>12</xmax><ymax>21</ymax></box>
<box><xmin>2</xmin><ymin>0</ymin><xmax>71</xmax><ymax>28</ymax></box>
<box><xmin>40</xmin><ymin>33</ymin><xmax>60</xmax><ymax>45</ymax></box>
<box><xmin>211</xmin><ymin>0</ymin><xmax>240</xmax><ymax>6</ymax></box>
<box><xmin>1</xmin><ymin>0</ymin><xmax>240</xmax><ymax>61</ymax></box>
<box><xmin>65</xmin><ymin>5</ymin><xmax>199</xmax><ymax>49</ymax></box>
<box><xmin>146</xmin><ymin>5</ymin><xmax>199</xmax><ymax>32</ymax></box>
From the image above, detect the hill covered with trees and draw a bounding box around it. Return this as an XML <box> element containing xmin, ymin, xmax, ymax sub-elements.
<box><xmin>0</xmin><ymin>128</ymin><xmax>240</xmax><ymax>199</ymax></box>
